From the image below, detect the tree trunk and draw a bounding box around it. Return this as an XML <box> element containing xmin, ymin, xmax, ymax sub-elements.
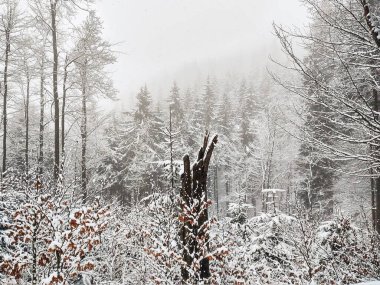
<box><xmin>371</xmin><ymin>167</ymin><xmax>376</xmax><ymax>229</ymax></box>
<box><xmin>180</xmin><ymin>132</ymin><xmax>218</xmax><ymax>281</ymax></box>
<box><xmin>362</xmin><ymin>0</ymin><xmax>380</xmax><ymax>233</ymax></box>
<box><xmin>361</xmin><ymin>0</ymin><xmax>380</xmax><ymax>47</ymax></box>
<box><xmin>214</xmin><ymin>166</ymin><xmax>218</xmax><ymax>218</ymax></box>
<box><xmin>373</xmin><ymin>89</ymin><xmax>380</xmax><ymax>233</ymax></box>
<box><xmin>81</xmin><ymin>62</ymin><xmax>88</xmax><ymax>202</ymax></box>
<box><xmin>2</xmin><ymin>29</ymin><xmax>10</xmax><ymax>174</ymax></box>
<box><xmin>25</xmin><ymin>72</ymin><xmax>30</xmax><ymax>176</ymax></box>
<box><xmin>31</xmin><ymin>214</ymin><xmax>38</xmax><ymax>285</ymax></box>
<box><xmin>38</xmin><ymin>58</ymin><xmax>45</xmax><ymax>175</ymax></box>
<box><xmin>169</xmin><ymin>104</ymin><xmax>174</xmax><ymax>190</ymax></box>
<box><xmin>180</xmin><ymin>154</ymin><xmax>192</xmax><ymax>281</ymax></box>
<box><xmin>61</xmin><ymin>55</ymin><xmax>68</xmax><ymax>157</ymax></box>
<box><xmin>51</xmin><ymin>1</ymin><xmax>60</xmax><ymax>183</ymax></box>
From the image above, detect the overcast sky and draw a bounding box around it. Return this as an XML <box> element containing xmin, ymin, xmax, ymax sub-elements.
<box><xmin>94</xmin><ymin>0</ymin><xmax>308</xmax><ymax>107</ymax></box>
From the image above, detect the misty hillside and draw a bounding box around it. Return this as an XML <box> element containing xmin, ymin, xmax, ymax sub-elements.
<box><xmin>1</xmin><ymin>0</ymin><xmax>380</xmax><ymax>284</ymax></box>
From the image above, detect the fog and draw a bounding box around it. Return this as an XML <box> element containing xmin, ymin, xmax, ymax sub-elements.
<box><xmin>2</xmin><ymin>2</ymin><xmax>379</xmax><ymax>283</ymax></box>
<box><xmin>95</xmin><ymin>0</ymin><xmax>308</xmax><ymax>108</ymax></box>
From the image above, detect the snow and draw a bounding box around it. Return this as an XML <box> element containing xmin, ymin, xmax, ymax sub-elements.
<box><xmin>1</xmin><ymin>1</ymin><xmax>380</xmax><ymax>284</ymax></box>
<box><xmin>352</xmin><ymin>281</ymin><xmax>380</xmax><ymax>285</ymax></box>
<box><xmin>262</xmin><ymin>188</ymin><xmax>286</xmax><ymax>193</ymax></box>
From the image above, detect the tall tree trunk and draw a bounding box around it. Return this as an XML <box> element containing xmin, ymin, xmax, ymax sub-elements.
<box><xmin>214</xmin><ymin>166</ymin><xmax>218</xmax><ymax>218</ymax></box>
<box><xmin>169</xmin><ymin>104</ymin><xmax>174</xmax><ymax>190</ymax></box>
<box><xmin>373</xmin><ymin>89</ymin><xmax>380</xmax><ymax>233</ymax></box>
<box><xmin>2</xmin><ymin>29</ymin><xmax>10</xmax><ymax>174</ymax></box>
<box><xmin>81</xmin><ymin>63</ymin><xmax>88</xmax><ymax>202</ymax></box>
<box><xmin>38</xmin><ymin>58</ymin><xmax>45</xmax><ymax>175</ymax></box>
<box><xmin>25</xmin><ymin>72</ymin><xmax>30</xmax><ymax>176</ymax></box>
<box><xmin>180</xmin><ymin>154</ymin><xmax>192</xmax><ymax>281</ymax></box>
<box><xmin>61</xmin><ymin>55</ymin><xmax>68</xmax><ymax>157</ymax></box>
<box><xmin>362</xmin><ymin>0</ymin><xmax>380</xmax><ymax>233</ymax></box>
<box><xmin>51</xmin><ymin>1</ymin><xmax>60</xmax><ymax>182</ymax></box>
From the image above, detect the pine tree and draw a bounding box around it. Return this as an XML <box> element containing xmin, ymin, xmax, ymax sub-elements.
<box><xmin>134</xmin><ymin>85</ymin><xmax>152</xmax><ymax>123</ymax></box>
<box><xmin>201</xmin><ymin>77</ymin><xmax>216</xmax><ymax>130</ymax></box>
<box><xmin>98</xmin><ymin>86</ymin><xmax>165</xmax><ymax>204</ymax></box>
<box><xmin>239</xmin><ymin>84</ymin><xmax>257</xmax><ymax>151</ymax></box>
<box><xmin>296</xmin><ymin>8</ymin><xmax>339</xmax><ymax>217</ymax></box>
<box><xmin>298</xmin><ymin>100</ymin><xmax>337</xmax><ymax>216</ymax></box>
<box><xmin>169</xmin><ymin>81</ymin><xmax>183</xmax><ymax>126</ymax></box>
<box><xmin>216</xmin><ymin>92</ymin><xmax>232</xmax><ymax>137</ymax></box>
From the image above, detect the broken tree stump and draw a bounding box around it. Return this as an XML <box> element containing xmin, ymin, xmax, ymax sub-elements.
<box><xmin>180</xmin><ymin>131</ymin><xmax>218</xmax><ymax>281</ymax></box>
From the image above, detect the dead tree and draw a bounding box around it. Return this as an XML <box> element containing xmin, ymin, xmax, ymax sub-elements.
<box><xmin>180</xmin><ymin>132</ymin><xmax>218</xmax><ymax>281</ymax></box>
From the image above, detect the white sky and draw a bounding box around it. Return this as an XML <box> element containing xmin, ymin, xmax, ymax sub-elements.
<box><xmin>94</xmin><ymin>0</ymin><xmax>308</xmax><ymax>108</ymax></box>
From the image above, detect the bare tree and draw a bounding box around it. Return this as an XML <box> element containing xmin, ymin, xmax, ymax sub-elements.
<box><xmin>37</xmin><ymin>37</ymin><xmax>47</xmax><ymax>175</ymax></box>
<box><xmin>1</xmin><ymin>0</ymin><xmax>19</xmax><ymax>175</ymax></box>
<box><xmin>28</xmin><ymin>0</ymin><xmax>95</xmax><ymax>183</ymax></box>
<box><xmin>73</xmin><ymin>11</ymin><xmax>116</xmax><ymax>200</ymax></box>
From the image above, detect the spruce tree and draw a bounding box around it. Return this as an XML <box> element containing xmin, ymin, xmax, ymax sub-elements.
<box><xmin>135</xmin><ymin>85</ymin><xmax>152</xmax><ymax>123</ymax></box>
<box><xmin>201</xmin><ymin>77</ymin><xmax>216</xmax><ymax>130</ymax></box>
<box><xmin>169</xmin><ymin>81</ymin><xmax>183</xmax><ymax>126</ymax></box>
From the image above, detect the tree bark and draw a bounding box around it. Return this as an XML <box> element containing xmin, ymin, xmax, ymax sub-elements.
<box><xmin>361</xmin><ymin>0</ymin><xmax>380</xmax><ymax>48</ymax></box>
<box><xmin>373</xmin><ymin>89</ymin><xmax>380</xmax><ymax>233</ymax></box>
<box><xmin>81</xmin><ymin>61</ymin><xmax>88</xmax><ymax>202</ymax></box>
<box><xmin>25</xmin><ymin>71</ymin><xmax>30</xmax><ymax>176</ymax></box>
<box><xmin>38</xmin><ymin>57</ymin><xmax>45</xmax><ymax>175</ymax></box>
<box><xmin>2</xmin><ymin>28</ymin><xmax>10</xmax><ymax>174</ymax></box>
<box><xmin>169</xmin><ymin>104</ymin><xmax>174</xmax><ymax>190</ymax></box>
<box><xmin>363</xmin><ymin>0</ymin><xmax>380</xmax><ymax>231</ymax></box>
<box><xmin>61</xmin><ymin>56</ymin><xmax>68</xmax><ymax>157</ymax></box>
<box><xmin>180</xmin><ymin>154</ymin><xmax>192</xmax><ymax>280</ymax></box>
<box><xmin>214</xmin><ymin>166</ymin><xmax>219</xmax><ymax>218</ymax></box>
<box><xmin>31</xmin><ymin>213</ymin><xmax>38</xmax><ymax>285</ymax></box>
<box><xmin>371</xmin><ymin>166</ymin><xmax>376</xmax><ymax>229</ymax></box>
<box><xmin>51</xmin><ymin>1</ymin><xmax>60</xmax><ymax>183</ymax></box>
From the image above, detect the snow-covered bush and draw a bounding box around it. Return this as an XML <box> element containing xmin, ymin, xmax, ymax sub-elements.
<box><xmin>311</xmin><ymin>218</ymin><xmax>380</xmax><ymax>284</ymax></box>
<box><xmin>210</xmin><ymin>212</ymin><xmax>380</xmax><ymax>285</ymax></box>
<box><xmin>227</xmin><ymin>188</ymin><xmax>254</xmax><ymax>224</ymax></box>
<box><xmin>0</xmin><ymin>188</ymin><xmax>109</xmax><ymax>285</ymax></box>
<box><xmin>210</xmin><ymin>213</ymin><xmax>303</xmax><ymax>284</ymax></box>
